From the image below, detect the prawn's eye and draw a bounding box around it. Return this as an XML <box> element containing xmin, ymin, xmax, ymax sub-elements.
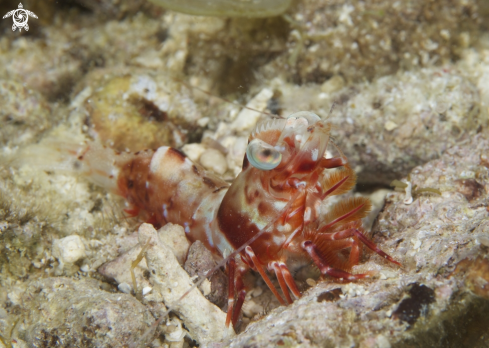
<box><xmin>246</xmin><ymin>139</ymin><xmax>282</xmax><ymax>170</ymax></box>
<box><xmin>286</xmin><ymin>111</ymin><xmax>321</xmax><ymax>125</ymax></box>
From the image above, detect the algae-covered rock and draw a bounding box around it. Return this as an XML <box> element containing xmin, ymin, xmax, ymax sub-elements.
<box><xmin>0</xmin><ymin>80</ymin><xmax>52</xmax><ymax>146</ymax></box>
<box><xmin>15</xmin><ymin>277</ymin><xmax>154</xmax><ymax>348</ymax></box>
<box><xmin>84</xmin><ymin>74</ymin><xmax>179</xmax><ymax>151</ymax></box>
<box><xmin>322</xmin><ymin>67</ymin><xmax>483</xmax><ymax>185</ymax></box>
<box><xmin>261</xmin><ymin>0</ymin><xmax>481</xmax><ymax>83</ymax></box>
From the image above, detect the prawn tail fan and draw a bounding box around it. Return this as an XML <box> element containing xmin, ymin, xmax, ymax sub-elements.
<box><xmin>14</xmin><ymin>131</ymin><xmax>128</xmax><ymax>194</ymax></box>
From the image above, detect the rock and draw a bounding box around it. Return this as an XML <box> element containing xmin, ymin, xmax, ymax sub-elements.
<box><xmin>157</xmin><ymin>223</ymin><xmax>190</xmax><ymax>265</ymax></box>
<box><xmin>52</xmin><ymin>235</ymin><xmax>86</xmax><ymax>265</ymax></box>
<box><xmin>137</xmin><ymin>223</ymin><xmax>234</xmax><ymax>345</ymax></box>
<box><xmin>200</xmin><ymin>148</ymin><xmax>228</xmax><ymax>175</ymax></box>
<box><xmin>98</xmin><ymin>223</ymin><xmax>190</xmax><ymax>293</ymax></box>
<box><xmin>261</xmin><ymin>0</ymin><xmax>481</xmax><ymax>83</ymax></box>
<box><xmin>83</xmin><ymin>72</ymin><xmax>200</xmax><ymax>152</ymax></box>
<box><xmin>15</xmin><ymin>277</ymin><xmax>154</xmax><ymax>348</ymax></box>
<box><xmin>230</xmin><ymin>88</ymin><xmax>274</xmax><ymax>134</ymax></box>
<box><xmin>184</xmin><ymin>240</ymin><xmax>228</xmax><ymax>308</ymax></box>
<box><xmin>0</xmin><ymin>80</ymin><xmax>52</xmax><ymax>146</ymax></box>
<box><xmin>182</xmin><ymin>143</ymin><xmax>206</xmax><ymax>162</ymax></box>
<box><xmin>98</xmin><ymin>241</ymin><xmax>150</xmax><ymax>294</ymax></box>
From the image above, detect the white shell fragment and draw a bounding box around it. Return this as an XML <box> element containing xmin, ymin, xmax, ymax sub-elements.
<box><xmin>157</xmin><ymin>223</ymin><xmax>190</xmax><ymax>265</ymax></box>
<box><xmin>52</xmin><ymin>235</ymin><xmax>86</xmax><ymax>265</ymax></box>
<box><xmin>118</xmin><ymin>282</ymin><xmax>132</xmax><ymax>294</ymax></box>
<box><xmin>199</xmin><ymin>148</ymin><xmax>228</xmax><ymax>175</ymax></box>
<box><xmin>231</xmin><ymin>88</ymin><xmax>274</xmax><ymax>133</ymax></box>
<box><xmin>142</xmin><ymin>286</ymin><xmax>153</xmax><ymax>296</ymax></box>
<box><xmin>138</xmin><ymin>223</ymin><xmax>234</xmax><ymax>344</ymax></box>
<box><xmin>148</xmin><ymin>0</ymin><xmax>292</xmax><ymax>18</ymax></box>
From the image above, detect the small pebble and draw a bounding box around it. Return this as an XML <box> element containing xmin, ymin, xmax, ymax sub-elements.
<box><xmin>142</xmin><ymin>286</ymin><xmax>153</xmax><ymax>296</ymax></box>
<box><xmin>118</xmin><ymin>282</ymin><xmax>132</xmax><ymax>294</ymax></box>
<box><xmin>182</xmin><ymin>143</ymin><xmax>206</xmax><ymax>163</ymax></box>
<box><xmin>200</xmin><ymin>148</ymin><xmax>228</xmax><ymax>175</ymax></box>
<box><xmin>80</xmin><ymin>264</ymin><xmax>90</xmax><ymax>273</ymax></box>
<box><xmin>52</xmin><ymin>235</ymin><xmax>86</xmax><ymax>264</ymax></box>
<box><xmin>306</xmin><ymin>278</ymin><xmax>317</xmax><ymax>287</ymax></box>
<box><xmin>242</xmin><ymin>299</ymin><xmax>264</xmax><ymax>318</ymax></box>
<box><xmin>251</xmin><ymin>287</ymin><xmax>263</xmax><ymax>297</ymax></box>
<box><xmin>321</xmin><ymin>75</ymin><xmax>345</xmax><ymax>94</ymax></box>
<box><xmin>384</xmin><ymin>120</ymin><xmax>398</xmax><ymax>131</ymax></box>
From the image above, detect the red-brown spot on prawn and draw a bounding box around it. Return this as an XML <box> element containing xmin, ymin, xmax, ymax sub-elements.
<box><xmin>258</xmin><ymin>202</ymin><xmax>270</xmax><ymax>216</ymax></box>
<box><xmin>168</xmin><ymin>147</ymin><xmax>187</xmax><ymax>163</ymax></box>
<box><xmin>242</xmin><ymin>155</ymin><xmax>250</xmax><ymax>170</ymax></box>
<box><xmin>203</xmin><ymin>177</ymin><xmax>216</xmax><ymax>189</ymax></box>
<box><xmin>297</xmin><ymin>160</ymin><xmax>317</xmax><ymax>172</ymax></box>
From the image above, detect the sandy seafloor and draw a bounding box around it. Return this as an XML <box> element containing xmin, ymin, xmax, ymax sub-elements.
<box><xmin>1</xmin><ymin>0</ymin><xmax>489</xmax><ymax>347</ymax></box>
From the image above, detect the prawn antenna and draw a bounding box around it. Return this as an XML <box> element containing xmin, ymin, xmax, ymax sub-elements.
<box><xmin>324</xmin><ymin>100</ymin><xmax>337</xmax><ymax>121</ymax></box>
<box><xmin>175</xmin><ymin>78</ymin><xmax>283</xmax><ymax>119</ymax></box>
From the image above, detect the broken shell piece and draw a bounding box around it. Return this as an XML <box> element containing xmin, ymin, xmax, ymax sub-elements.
<box><xmin>306</xmin><ymin>278</ymin><xmax>317</xmax><ymax>287</ymax></box>
<box><xmin>231</xmin><ymin>88</ymin><xmax>274</xmax><ymax>133</ymax></box>
<box><xmin>157</xmin><ymin>223</ymin><xmax>190</xmax><ymax>265</ymax></box>
<box><xmin>200</xmin><ymin>148</ymin><xmax>228</xmax><ymax>175</ymax></box>
<box><xmin>403</xmin><ymin>181</ymin><xmax>413</xmax><ymax>204</ymax></box>
<box><xmin>384</xmin><ymin>120</ymin><xmax>399</xmax><ymax>131</ymax></box>
<box><xmin>242</xmin><ymin>299</ymin><xmax>264</xmax><ymax>318</ymax></box>
<box><xmin>52</xmin><ymin>235</ymin><xmax>86</xmax><ymax>265</ymax></box>
<box><xmin>164</xmin><ymin>317</ymin><xmax>188</xmax><ymax>343</ymax></box>
<box><xmin>182</xmin><ymin>143</ymin><xmax>206</xmax><ymax>162</ymax></box>
<box><xmin>138</xmin><ymin>223</ymin><xmax>234</xmax><ymax>344</ymax></box>
<box><xmin>118</xmin><ymin>282</ymin><xmax>132</xmax><ymax>294</ymax></box>
<box><xmin>199</xmin><ymin>279</ymin><xmax>212</xmax><ymax>296</ymax></box>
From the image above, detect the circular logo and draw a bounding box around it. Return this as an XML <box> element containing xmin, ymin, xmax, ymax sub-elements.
<box><xmin>12</xmin><ymin>9</ymin><xmax>28</xmax><ymax>28</ymax></box>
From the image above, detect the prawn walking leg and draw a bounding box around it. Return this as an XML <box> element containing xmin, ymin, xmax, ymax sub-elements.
<box><xmin>317</xmin><ymin>228</ymin><xmax>401</xmax><ymax>266</ymax></box>
<box><xmin>302</xmin><ymin>241</ymin><xmax>369</xmax><ymax>281</ymax></box>
<box><xmin>225</xmin><ymin>258</ymin><xmax>248</xmax><ymax>327</ymax></box>
<box><xmin>271</xmin><ymin>261</ymin><xmax>302</xmax><ymax>304</ymax></box>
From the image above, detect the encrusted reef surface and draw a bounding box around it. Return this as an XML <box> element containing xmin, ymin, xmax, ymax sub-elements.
<box><xmin>0</xmin><ymin>0</ymin><xmax>489</xmax><ymax>347</ymax></box>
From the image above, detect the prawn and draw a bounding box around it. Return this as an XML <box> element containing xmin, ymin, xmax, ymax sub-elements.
<box><xmin>69</xmin><ymin>109</ymin><xmax>400</xmax><ymax>329</ymax></box>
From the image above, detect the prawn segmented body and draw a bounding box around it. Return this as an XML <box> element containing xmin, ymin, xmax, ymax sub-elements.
<box><xmin>78</xmin><ymin>111</ymin><xmax>400</xmax><ymax>327</ymax></box>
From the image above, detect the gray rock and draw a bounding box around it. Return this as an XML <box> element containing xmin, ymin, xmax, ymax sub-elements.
<box><xmin>184</xmin><ymin>240</ymin><xmax>228</xmax><ymax>308</ymax></box>
<box><xmin>15</xmin><ymin>277</ymin><xmax>155</xmax><ymax>348</ymax></box>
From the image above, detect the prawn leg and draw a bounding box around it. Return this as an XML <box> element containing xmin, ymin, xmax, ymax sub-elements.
<box><xmin>225</xmin><ymin>258</ymin><xmax>248</xmax><ymax>328</ymax></box>
<box><xmin>225</xmin><ymin>258</ymin><xmax>236</xmax><ymax>327</ymax></box>
<box><xmin>318</xmin><ymin>228</ymin><xmax>401</xmax><ymax>266</ymax></box>
<box><xmin>271</xmin><ymin>261</ymin><xmax>302</xmax><ymax>303</ymax></box>
<box><xmin>245</xmin><ymin>246</ymin><xmax>286</xmax><ymax>305</ymax></box>
<box><xmin>271</xmin><ymin>261</ymin><xmax>293</xmax><ymax>304</ymax></box>
<box><xmin>302</xmin><ymin>241</ymin><xmax>369</xmax><ymax>281</ymax></box>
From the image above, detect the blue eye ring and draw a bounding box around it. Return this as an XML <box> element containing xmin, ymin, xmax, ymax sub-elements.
<box><xmin>246</xmin><ymin>139</ymin><xmax>282</xmax><ymax>171</ymax></box>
